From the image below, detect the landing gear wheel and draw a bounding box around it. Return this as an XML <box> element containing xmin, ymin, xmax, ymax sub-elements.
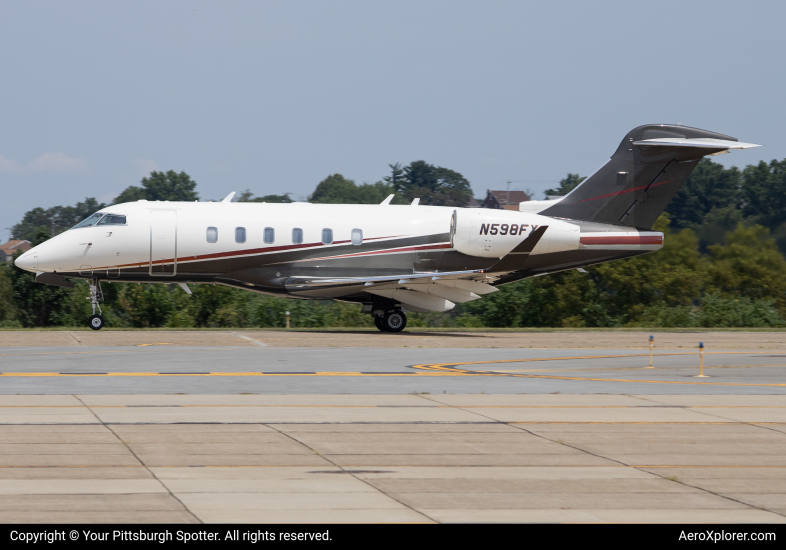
<box><xmin>383</xmin><ymin>311</ymin><xmax>407</xmax><ymax>333</ymax></box>
<box><xmin>88</xmin><ymin>315</ymin><xmax>104</xmax><ymax>331</ymax></box>
<box><xmin>374</xmin><ymin>315</ymin><xmax>387</xmax><ymax>332</ymax></box>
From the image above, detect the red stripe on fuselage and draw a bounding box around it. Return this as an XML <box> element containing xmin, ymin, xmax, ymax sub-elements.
<box><xmin>580</xmin><ymin>235</ymin><xmax>663</xmax><ymax>245</ymax></box>
<box><xmin>83</xmin><ymin>235</ymin><xmax>411</xmax><ymax>271</ymax></box>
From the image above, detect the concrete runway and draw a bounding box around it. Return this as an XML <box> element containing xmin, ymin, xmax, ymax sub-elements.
<box><xmin>1</xmin><ymin>330</ymin><xmax>785</xmax><ymax>523</ymax></box>
<box><xmin>0</xmin><ymin>346</ymin><xmax>785</xmax><ymax>394</ymax></box>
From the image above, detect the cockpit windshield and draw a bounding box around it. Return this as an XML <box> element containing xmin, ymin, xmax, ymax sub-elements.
<box><xmin>69</xmin><ymin>212</ymin><xmax>127</xmax><ymax>230</ymax></box>
<box><xmin>97</xmin><ymin>214</ymin><xmax>127</xmax><ymax>226</ymax></box>
<box><xmin>69</xmin><ymin>212</ymin><xmax>104</xmax><ymax>230</ymax></box>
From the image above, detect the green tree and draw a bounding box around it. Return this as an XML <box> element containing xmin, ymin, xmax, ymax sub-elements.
<box><xmin>5</xmin><ymin>241</ymin><xmax>73</xmax><ymax>327</ymax></box>
<box><xmin>236</xmin><ymin>190</ymin><xmax>293</xmax><ymax>203</ymax></box>
<box><xmin>667</xmin><ymin>158</ymin><xmax>742</xmax><ymax>231</ymax></box>
<box><xmin>11</xmin><ymin>197</ymin><xmax>107</xmax><ymax>241</ymax></box>
<box><xmin>0</xmin><ymin>263</ymin><xmax>17</xmax><ymax>325</ymax></box>
<box><xmin>309</xmin><ymin>174</ymin><xmax>401</xmax><ymax>204</ymax></box>
<box><xmin>741</xmin><ymin>159</ymin><xmax>786</xmax><ymax>230</ymax></box>
<box><xmin>115</xmin><ymin>170</ymin><xmax>199</xmax><ymax>204</ymax></box>
<box><xmin>383</xmin><ymin>163</ymin><xmax>406</xmax><ymax>189</ymax></box>
<box><xmin>704</xmin><ymin>223</ymin><xmax>786</xmax><ymax>310</ymax></box>
<box><xmin>392</xmin><ymin>161</ymin><xmax>473</xmax><ymax>207</ymax></box>
<box><xmin>544</xmin><ymin>173</ymin><xmax>585</xmax><ymax>198</ymax></box>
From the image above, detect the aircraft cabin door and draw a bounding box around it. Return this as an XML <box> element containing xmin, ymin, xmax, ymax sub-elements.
<box><xmin>149</xmin><ymin>210</ymin><xmax>177</xmax><ymax>276</ymax></box>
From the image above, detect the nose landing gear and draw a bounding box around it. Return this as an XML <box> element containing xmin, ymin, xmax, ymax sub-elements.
<box><xmin>87</xmin><ymin>279</ymin><xmax>104</xmax><ymax>330</ymax></box>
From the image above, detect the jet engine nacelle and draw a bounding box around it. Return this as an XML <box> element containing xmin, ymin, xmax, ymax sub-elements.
<box><xmin>452</xmin><ymin>209</ymin><xmax>579</xmax><ymax>258</ymax></box>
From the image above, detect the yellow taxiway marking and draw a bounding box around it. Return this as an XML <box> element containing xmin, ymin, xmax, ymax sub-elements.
<box><xmin>1</xmin><ymin>351</ymin><xmax>785</xmax><ymax>385</ymax></box>
<box><xmin>0</xmin><ymin>372</ymin><xmax>463</xmax><ymax>377</ymax></box>
<box><xmin>410</xmin><ymin>359</ymin><xmax>786</xmax><ymax>387</ymax></box>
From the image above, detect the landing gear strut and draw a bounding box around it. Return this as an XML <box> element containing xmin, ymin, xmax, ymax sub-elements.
<box><xmin>375</xmin><ymin>310</ymin><xmax>407</xmax><ymax>333</ymax></box>
<box><xmin>87</xmin><ymin>279</ymin><xmax>104</xmax><ymax>330</ymax></box>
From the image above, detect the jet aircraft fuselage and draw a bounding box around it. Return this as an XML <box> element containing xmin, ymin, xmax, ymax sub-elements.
<box><xmin>15</xmin><ymin>124</ymin><xmax>760</xmax><ymax>331</ymax></box>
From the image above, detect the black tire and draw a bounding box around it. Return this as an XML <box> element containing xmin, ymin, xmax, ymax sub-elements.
<box><xmin>374</xmin><ymin>315</ymin><xmax>387</xmax><ymax>331</ymax></box>
<box><xmin>383</xmin><ymin>311</ymin><xmax>407</xmax><ymax>333</ymax></box>
<box><xmin>88</xmin><ymin>315</ymin><xmax>104</xmax><ymax>330</ymax></box>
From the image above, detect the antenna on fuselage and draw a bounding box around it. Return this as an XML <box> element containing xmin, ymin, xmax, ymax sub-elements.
<box><xmin>221</xmin><ymin>192</ymin><xmax>236</xmax><ymax>203</ymax></box>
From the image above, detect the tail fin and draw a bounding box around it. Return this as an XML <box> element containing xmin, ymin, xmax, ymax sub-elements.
<box><xmin>540</xmin><ymin>124</ymin><xmax>760</xmax><ymax>229</ymax></box>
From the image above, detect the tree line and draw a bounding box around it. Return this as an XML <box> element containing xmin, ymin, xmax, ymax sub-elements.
<box><xmin>2</xmin><ymin>157</ymin><xmax>786</xmax><ymax>328</ymax></box>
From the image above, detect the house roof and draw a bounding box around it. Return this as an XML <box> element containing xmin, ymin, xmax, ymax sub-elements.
<box><xmin>487</xmin><ymin>190</ymin><xmax>531</xmax><ymax>205</ymax></box>
<box><xmin>0</xmin><ymin>240</ymin><xmax>32</xmax><ymax>256</ymax></box>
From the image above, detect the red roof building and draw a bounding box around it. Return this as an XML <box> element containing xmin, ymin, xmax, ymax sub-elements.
<box><xmin>481</xmin><ymin>189</ymin><xmax>531</xmax><ymax>211</ymax></box>
<box><xmin>0</xmin><ymin>240</ymin><xmax>32</xmax><ymax>263</ymax></box>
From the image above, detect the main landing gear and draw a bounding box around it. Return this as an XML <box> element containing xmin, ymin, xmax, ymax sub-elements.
<box><xmin>375</xmin><ymin>310</ymin><xmax>407</xmax><ymax>333</ymax></box>
<box><xmin>87</xmin><ymin>279</ymin><xmax>104</xmax><ymax>330</ymax></box>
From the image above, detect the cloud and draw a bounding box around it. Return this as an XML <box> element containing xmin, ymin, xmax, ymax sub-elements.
<box><xmin>0</xmin><ymin>152</ymin><xmax>89</xmax><ymax>175</ymax></box>
<box><xmin>0</xmin><ymin>155</ymin><xmax>23</xmax><ymax>173</ymax></box>
<box><xmin>27</xmin><ymin>152</ymin><xmax>89</xmax><ymax>174</ymax></box>
<box><xmin>134</xmin><ymin>159</ymin><xmax>159</xmax><ymax>177</ymax></box>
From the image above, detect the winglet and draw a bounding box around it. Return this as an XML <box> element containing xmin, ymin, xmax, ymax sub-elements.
<box><xmin>221</xmin><ymin>192</ymin><xmax>236</xmax><ymax>203</ymax></box>
<box><xmin>380</xmin><ymin>194</ymin><xmax>394</xmax><ymax>205</ymax></box>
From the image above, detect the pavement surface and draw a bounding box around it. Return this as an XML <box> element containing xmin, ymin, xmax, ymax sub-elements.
<box><xmin>1</xmin><ymin>394</ymin><xmax>786</xmax><ymax>523</ymax></box>
<box><xmin>3</xmin><ymin>329</ymin><xmax>786</xmax><ymax>349</ymax></box>
<box><xmin>1</xmin><ymin>330</ymin><xmax>785</xmax><ymax>523</ymax></box>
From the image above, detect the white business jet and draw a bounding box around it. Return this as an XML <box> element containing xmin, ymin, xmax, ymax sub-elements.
<box><xmin>15</xmin><ymin>124</ymin><xmax>759</xmax><ymax>331</ymax></box>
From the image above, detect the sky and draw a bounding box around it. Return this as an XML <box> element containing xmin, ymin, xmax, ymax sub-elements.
<box><xmin>1</xmin><ymin>0</ymin><xmax>785</xmax><ymax>239</ymax></box>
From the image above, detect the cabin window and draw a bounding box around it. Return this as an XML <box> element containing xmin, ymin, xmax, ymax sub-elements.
<box><xmin>264</xmin><ymin>227</ymin><xmax>275</xmax><ymax>244</ymax></box>
<box><xmin>70</xmin><ymin>213</ymin><xmax>103</xmax><ymax>229</ymax></box>
<box><xmin>351</xmin><ymin>228</ymin><xmax>363</xmax><ymax>246</ymax></box>
<box><xmin>322</xmin><ymin>228</ymin><xmax>333</xmax><ymax>245</ymax></box>
<box><xmin>96</xmin><ymin>214</ymin><xmax>127</xmax><ymax>226</ymax></box>
<box><xmin>235</xmin><ymin>227</ymin><xmax>246</xmax><ymax>243</ymax></box>
<box><xmin>292</xmin><ymin>228</ymin><xmax>303</xmax><ymax>244</ymax></box>
<box><xmin>206</xmin><ymin>227</ymin><xmax>218</xmax><ymax>243</ymax></box>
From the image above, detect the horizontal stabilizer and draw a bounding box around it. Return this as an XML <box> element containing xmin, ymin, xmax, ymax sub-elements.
<box><xmin>633</xmin><ymin>138</ymin><xmax>761</xmax><ymax>150</ymax></box>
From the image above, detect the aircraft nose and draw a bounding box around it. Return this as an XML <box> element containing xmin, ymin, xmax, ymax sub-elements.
<box><xmin>14</xmin><ymin>250</ymin><xmax>37</xmax><ymax>272</ymax></box>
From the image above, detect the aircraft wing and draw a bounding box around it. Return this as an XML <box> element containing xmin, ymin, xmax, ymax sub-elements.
<box><xmin>285</xmin><ymin>269</ymin><xmax>497</xmax><ymax>311</ymax></box>
<box><xmin>285</xmin><ymin>226</ymin><xmax>549</xmax><ymax>311</ymax></box>
<box><xmin>286</xmin><ymin>269</ymin><xmax>492</xmax><ymax>290</ymax></box>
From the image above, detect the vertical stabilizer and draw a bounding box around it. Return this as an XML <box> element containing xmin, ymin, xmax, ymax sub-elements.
<box><xmin>540</xmin><ymin>124</ymin><xmax>759</xmax><ymax>229</ymax></box>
